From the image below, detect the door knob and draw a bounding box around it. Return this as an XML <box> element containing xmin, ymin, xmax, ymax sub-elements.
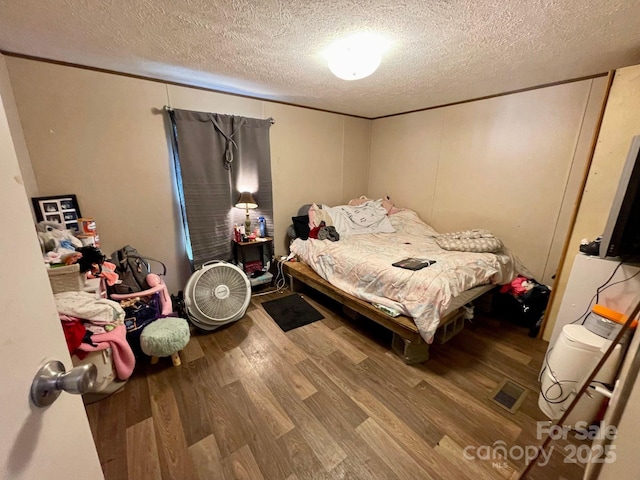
<box><xmin>30</xmin><ymin>360</ymin><xmax>97</xmax><ymax>407</ymax></box>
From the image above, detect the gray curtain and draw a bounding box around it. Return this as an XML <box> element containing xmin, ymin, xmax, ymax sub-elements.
<box><xmin>168</xmin><ymin>108</ymin><xmax>273</xmax><ymax>269</ymax></box>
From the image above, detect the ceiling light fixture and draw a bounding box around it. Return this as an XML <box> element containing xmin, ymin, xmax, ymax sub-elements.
<box><xmin>324</xmin><ymin>33</ymin><xmax>391</xmax><ymax>81</ymax></box>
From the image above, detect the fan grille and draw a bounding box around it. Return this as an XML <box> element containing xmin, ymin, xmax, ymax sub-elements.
<box><xmin>193</xmin><ymin>264</ymin><xmax>249</xmax><ymax>322</ymax></box>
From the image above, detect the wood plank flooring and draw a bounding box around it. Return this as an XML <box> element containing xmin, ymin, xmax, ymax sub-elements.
<box><xmin>86</xmin><ymin>288</ymin><xmax>588</xmax><ymax>480</ymax></box>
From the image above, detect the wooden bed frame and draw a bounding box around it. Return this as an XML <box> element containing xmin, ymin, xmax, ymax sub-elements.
<box><xmin>284</xmin><ymin>261</ymin><xmax>491</xmax><ymax>364</ymax></box>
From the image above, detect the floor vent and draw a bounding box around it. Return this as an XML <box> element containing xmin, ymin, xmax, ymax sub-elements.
<box><xmin>490</xmin><ymin>379</ymin><xmax>528</xmax><ymax>414</ymax></box>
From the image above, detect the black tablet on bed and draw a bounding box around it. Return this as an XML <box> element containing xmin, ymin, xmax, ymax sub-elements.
<box><xmin>392</xmin><ymin>258</ymin><xmax>436</xmax><ymax>270</ymax></box>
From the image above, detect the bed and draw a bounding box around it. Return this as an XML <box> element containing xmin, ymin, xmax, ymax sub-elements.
<box><xmin>286</xmin><ymin>206</ymin><xmax>517</xmax><ymax>363</ymax></box>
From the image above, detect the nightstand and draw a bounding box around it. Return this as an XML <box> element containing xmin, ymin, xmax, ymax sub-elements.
<box><xmin>233</xmin><ymin>237</ymin><xmax>274</xmax><ymax>286</ymax></box>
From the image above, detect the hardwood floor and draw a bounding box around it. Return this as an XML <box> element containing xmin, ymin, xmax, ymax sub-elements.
<box><xmin>86</xmin><ymin>288</ymin><xmax>588</xmax><ymax>480</ymax></box>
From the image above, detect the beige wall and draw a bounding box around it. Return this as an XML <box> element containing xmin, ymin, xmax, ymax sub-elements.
<box><xmin>543</xmin><ymin>64</ymin><xmax>640</xmax><ymax>340</ymax></box>
<box><xmin>342</xmin><ymin>116</ymin><xmax>371</xmax><ymax>202</ymax></box>
<box><xmin>7</xmin><ymin>58</ymin><xmax>193</xmax><ymax>295</ymax></box>
<box><xmin>369</xmin><ymin>79</ymin><xmax>607</xmax><ymax>285</ymax></box>
<box><xmin>5</xmin><ymin>53</ymin><xmax>610</xmax><ymax>298</ymax></box>
<box><xmin>0</xmin><ymin>55</ymin><xmax>37</xmax><ymax>202</ymax></box>
<box><xmin>369</xmin><ymin>110</ymin><xmax>442</xmax><ymax>218</ymax></box>
<box><xmin>6</xmin><ymin>57</ymin><xmax>369</xmax><ymax>294</ymax></box>
<box><xmin>263</xmin><ymin>103</ymin><xmax>342</xmax><ymax>253</ymax></box>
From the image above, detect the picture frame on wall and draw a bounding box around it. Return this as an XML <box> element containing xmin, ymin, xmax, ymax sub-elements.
<box><xmin>32</xmin><ymin>194</ymin><xmax>82</xmax><ymax>232</ymax></box>
<box><xmin>45</xmin><ymin>213</ymin><xmax>63</xmax><ymax>223</ymax></box>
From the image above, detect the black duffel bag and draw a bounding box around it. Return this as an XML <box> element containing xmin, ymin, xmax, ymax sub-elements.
<box><xmin>108</xmin><ymin>245</ymin><xmax>166</xmax><ymax>295</ymax></box>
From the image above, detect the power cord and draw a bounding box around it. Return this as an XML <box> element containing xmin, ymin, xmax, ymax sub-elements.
<box><xmin>539</xmin><ymin>346</ymin><xmax>576</xmax><ymax>404</ymax></box>
<box><xmin>539</xmin><ymin>345</ymin><xmax>594</xmax><ymax>405</ymax></box>
<box><xmin>543</xmin><ymin>379</ymin><xmax>579</xmax><ymax>404</ymax></box>
<box><xmin>568</xmin><ymin>259</ymin><xmax>640</xmax><ymax>325</ymax></box>
<box><xmin>250</xmin><ymin>257</ymin><xmax>288</xmax><ymax>297</ymax></box>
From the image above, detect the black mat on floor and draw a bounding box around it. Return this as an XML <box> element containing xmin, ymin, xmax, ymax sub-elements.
<box><xmin>262</xmin><ymin>293</ymin><xmax>324</xmax><ymax>332</ymax></box>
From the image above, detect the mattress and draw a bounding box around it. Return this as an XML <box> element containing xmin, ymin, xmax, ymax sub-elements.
<box><xmin>290</xmin><ymin>209</ymin><xmax>516</xmax><ymax>343</ymax></box>
<box><xmin>443</xmin><ymin>283</ymin><xmax>495</xmax><ymax>314</ymax></box>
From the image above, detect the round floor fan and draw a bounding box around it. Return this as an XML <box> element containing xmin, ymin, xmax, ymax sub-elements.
<box><xmin>184</xmin><ymin>260</ymin><xmax>251</xmax><ymax>331</ymax></box>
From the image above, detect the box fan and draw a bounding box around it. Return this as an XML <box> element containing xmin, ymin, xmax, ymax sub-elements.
<box><xmin>184</xmin><ymin>260</ymin><xmax>251</xmax><ymax>330</ymax></box>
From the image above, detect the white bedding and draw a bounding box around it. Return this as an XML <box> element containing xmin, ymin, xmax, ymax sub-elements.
<box><xmin>322</xmin><ymin>201</ymin><xmax>396</xmax><ymax>235</ymax></box>
<box><xmin>290</xmin><ymin>209</ymin><xmax>517</xmax><ymax>343</ymax></box>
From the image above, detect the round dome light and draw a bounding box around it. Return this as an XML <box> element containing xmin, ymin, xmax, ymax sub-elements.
<box><xmin>324</xmin><ymin>33</ymin><xmax>390</xmax><ymax>81</ymax></box>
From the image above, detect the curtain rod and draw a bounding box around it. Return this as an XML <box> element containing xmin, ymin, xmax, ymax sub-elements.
<box><xmin>163</xmin><ymin>105</ymin><xmax>275</xmax><ymax>124</ymax></box>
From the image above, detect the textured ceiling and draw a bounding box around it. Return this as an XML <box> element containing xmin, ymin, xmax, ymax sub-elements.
<box><xmin>1</xmin><ymin>0</ymin><xmax>640</xmax><ymax>118</ymax></box>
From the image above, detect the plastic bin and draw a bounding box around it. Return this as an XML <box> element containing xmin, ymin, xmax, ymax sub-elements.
<box><xmin>71</xmin><ymin>348</ymin><xmax>115</xmax><ymax>393</ymax></box>
<box><xmin>538</xmin><ymin>324</ymin><xmax>622</xmax><ymax>427</ymax></box>
<box><xmin>584</xmin><ymin>304</ymin><xmax>636</xmax><ymax>343</ymax></box>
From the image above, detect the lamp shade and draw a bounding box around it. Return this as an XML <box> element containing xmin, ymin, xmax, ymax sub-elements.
<box><xmin>235</xmin><ymin>192</ymin><xmax>258</xmax><ymax>209</ymax></box>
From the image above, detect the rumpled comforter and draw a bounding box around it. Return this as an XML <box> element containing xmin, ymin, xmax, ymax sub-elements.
<box><xmin>290</xmin><ymin>209</ymin><xmax>517</xmax><ymax>343</ymax></box>
<box><xmin>322</xmin><ymin>200</ymin><xmax>396</xmax><ymax>236</ymax></box>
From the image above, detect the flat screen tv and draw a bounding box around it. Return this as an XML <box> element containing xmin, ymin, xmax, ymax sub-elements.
<box><xmin>599</xmin><ymin>135</ymin><xmax>640</xmax><ymax>259</ymax></box>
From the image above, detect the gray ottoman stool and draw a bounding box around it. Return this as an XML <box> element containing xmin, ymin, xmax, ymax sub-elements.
<box><xmin>140</xmin><ymin>317</ymin><xmax>190</xmax><ymax>366</ymax></box>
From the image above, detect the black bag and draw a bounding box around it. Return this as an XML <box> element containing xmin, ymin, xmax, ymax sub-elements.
<box><xmin>171</xmin><ymin>291</ymin><xmax>187</xmax><ymax>319</ymax></box>
<box><xmin>493</xmin><ymin>282</ymin><xmax>551</xmax><ymax>336</ymax></box>
<box><xmin>108</xmin><ymin>245</ymin><xmax>166</xmax><ymax>295</ymax></box>
<box><xmin>123</xmin><ymin>293</ymin><xmax>161</xmax><ymax>357</ymax></box>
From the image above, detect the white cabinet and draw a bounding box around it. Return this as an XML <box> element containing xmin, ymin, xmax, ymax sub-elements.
<box><xmin>547</xmin><ymin>254</ymin><xmax>640</xmax><ymax>348</ymax></box>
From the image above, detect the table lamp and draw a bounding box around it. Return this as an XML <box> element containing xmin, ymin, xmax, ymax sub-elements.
<box><xmin>235</xmin><ymin>191</ymin><xmax>258</xmax><ymax>233</ymax></box>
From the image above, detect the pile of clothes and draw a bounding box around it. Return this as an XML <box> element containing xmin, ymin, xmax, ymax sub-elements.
<box><xmin>56</xmin><ymin>291</ymin><xmax>135</xmax><ymax>381</ymax></box>
<box><xmin>37</xmin><ymin>220</ymin><xmax>121</xmax><ymax>289</ymax></box>
<box><xmin>500</xmin><ymin>275</ymin><xmax>538</xmax><ymax>296</ymax></box>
